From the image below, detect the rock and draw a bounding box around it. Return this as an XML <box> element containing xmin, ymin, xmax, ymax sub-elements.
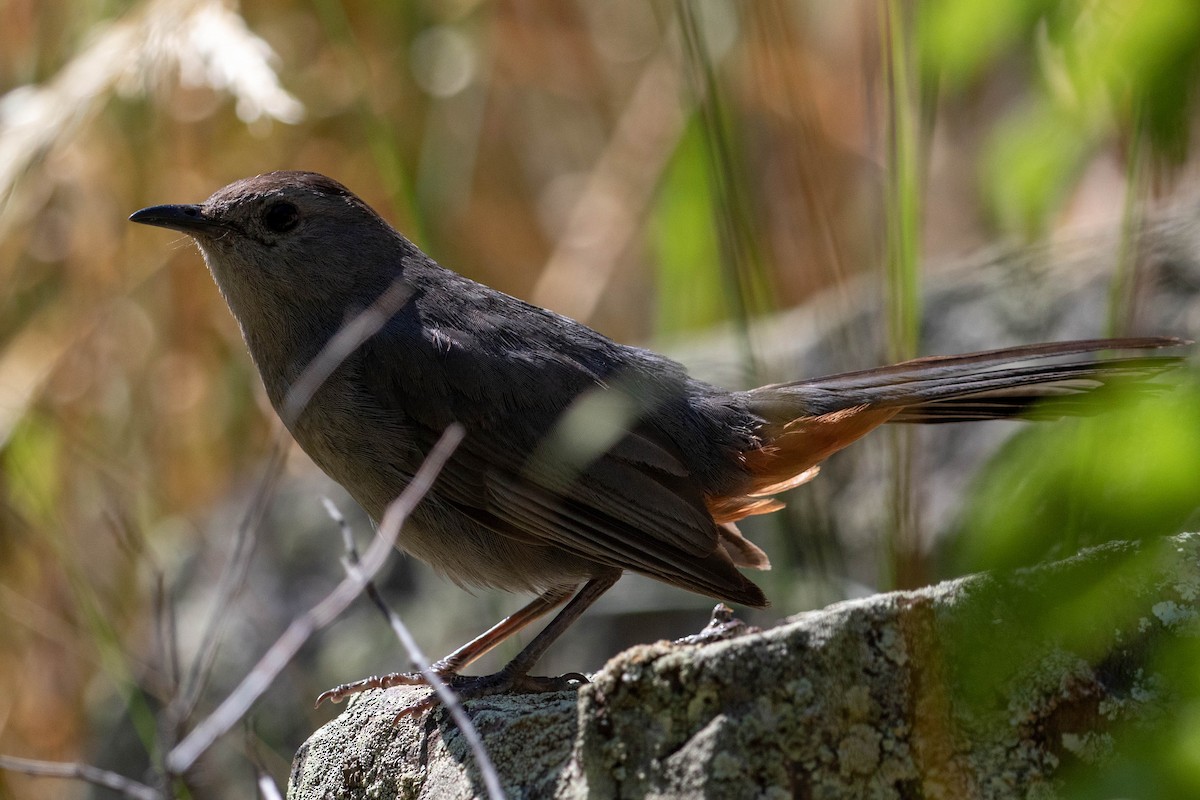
<box><xmin>289</xmin><ymin>533</ymin><xmax>1200</xmax><ymax>799</ymax></box>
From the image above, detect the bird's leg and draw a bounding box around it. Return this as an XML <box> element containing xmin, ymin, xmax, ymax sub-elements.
<box><xmin>389</xmin><ymin>573</ymin><xmax>620</xmax><ymax>718</ymax></box>
<box><xmin>315</xmin><ymin>584</ymin><xmax>575</xmax><ymax>707</ymax></box>
<box><xmin>391</xmin><ymin>573</ymin><xmax>621</xmax><ymax>717</ymax></box>
<box><xmin>460</xmin><ymin>572</ymin><xmax>620</xmax><ymax>693</ymax></box>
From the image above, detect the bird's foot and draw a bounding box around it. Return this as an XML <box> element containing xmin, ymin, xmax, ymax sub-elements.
<box><xmin>390</xmin><ymin>669</ymin><xmax>591</xmax><ymax>719</ymax></box>
<box><xmin>315</xmin><ymin>667</ymin><xmax>589</xmax><ymax>719</ymax></box>
<box><xmin>674</xmin><ymin>603</ymin><xmax>760</xmax><ymax>646</ymax></box>
<box><xmin>315</xmin><ymin>669</ymin><xmax>445</xmax><ymax>708</ymax></box>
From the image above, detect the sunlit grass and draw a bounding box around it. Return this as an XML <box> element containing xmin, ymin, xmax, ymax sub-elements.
<box><xmin>0</xmin><ymin>0</ymin><xmax>1197</xmax><ymax>795</ymax></box>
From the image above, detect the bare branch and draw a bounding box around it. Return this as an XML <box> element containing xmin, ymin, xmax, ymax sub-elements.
<box><xmin>0</xmin><ymin>755</ymin><xmax>160</xmax><ymax>800</ymax></box>
<box><xmin>164</xmin><ymin>424</ymin><xmax>465</xmax><ymax>776</ymax></box>
<box><xmin>327</xmin><ymin>500</ymin><xmax>505</xmax><ymax>800</ymax></box>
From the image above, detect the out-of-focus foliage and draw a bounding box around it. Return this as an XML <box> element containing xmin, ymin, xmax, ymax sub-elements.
<box><xmin>651</xmin><ymin>123</ymin><xmax>725</xmax><ymax>334</ymax></box>
<box><xmin>923</xmin><ymin>0</ymin><xmax>1200</xmax><ymax>233</ymax></box>
<box><xmin>1062</xmin><ymin>633</ymin><xmax>1200</xmax><ymax>799</ymax></box>
<box><xmin>944</xmin><ymin>378</ymin><xmax>1200</xmax><ymax>797</ymax></box>
<box><xmin>952</xmin><ymin>380</ymin><xmax>1200</xmax><ymax>572</ymax></box>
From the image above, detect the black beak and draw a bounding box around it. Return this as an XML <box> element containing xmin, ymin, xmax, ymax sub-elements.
<box><xmin>129</xmin><ymin>204</ymin><xmax>223</xmax><ymax>235</ymax></box>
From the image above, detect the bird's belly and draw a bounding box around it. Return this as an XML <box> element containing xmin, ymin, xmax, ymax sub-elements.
<box><xmin>401</xmin><ymin>500</ymin><xmax>604</xmax><ymax>594</ymax></box>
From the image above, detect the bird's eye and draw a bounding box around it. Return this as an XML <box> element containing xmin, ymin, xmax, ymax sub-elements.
<box><xmin>262</xmin><ymin>201</ymin><xmax>300</xmax><ymax>233</ymax></box>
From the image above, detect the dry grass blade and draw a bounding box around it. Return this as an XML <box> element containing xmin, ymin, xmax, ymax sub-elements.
<box><xmin>0</xmin><ymin>0</ymin><xmax>302</xmax><ymax>223</ymax></box>
<box><xmin>0</xmin><ymin>755</ymin><xmax>160</xmax><ymax>800</ymax></box>
<box><xmin>164</xmin><ymin>423</ymin><xmax>465</xmax><ymax>775</ymax></box>
<box><xmin>530</xmin><ymin>18</ymin><xmax>688</xmax><ymax>323</ymax></box>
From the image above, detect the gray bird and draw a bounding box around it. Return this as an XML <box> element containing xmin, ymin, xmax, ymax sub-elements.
<box><xmin>130</xmin><ymin>171</ymin><xmax>1185</xmax><ymax>708</ymax></box>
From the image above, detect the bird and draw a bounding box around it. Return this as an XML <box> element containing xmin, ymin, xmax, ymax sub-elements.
<box><xmin>130</xmin><ymin>170</ymin><xmax>1187</xmax><ymax>709</ymax></box>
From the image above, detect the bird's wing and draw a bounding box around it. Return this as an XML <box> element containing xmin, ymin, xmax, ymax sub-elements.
<box><xmin>358</xmin><ymin>320</ymin><xmax>767</xmax><ymax>606</ymax></box>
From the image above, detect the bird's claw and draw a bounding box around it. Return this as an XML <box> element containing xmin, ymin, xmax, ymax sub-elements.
<box><xmin>316</xmin><ymin>668</ymin><xmax>591</xmax><ymax>718</ymax></box>
<box><xmin>315</xmin><ymin>670</ymin><xmax>440</xmax><ymax>708</ymax></box>
<box><xmin>674</xmin><ymin>603</ymin><xmax>759</xmax><ymax>646</ymax></box>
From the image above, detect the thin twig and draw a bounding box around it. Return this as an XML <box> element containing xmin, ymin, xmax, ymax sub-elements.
<box><xmin>282</xmin><ymin>279</ymin><xmax>412</xmax><ymax>426</ymax></box>
<box><xmin>169</xmin><ymin>428</ymin><xmax>289</xmax><ymax>728</ymax></box>
<box><xmin>245</xmin><ymin>725</ymin><xmax>285</xmax><ymax>800</ymax></box>
<box><xmin>324</xmin><ymin>499</ymin><xmax>505</xmax><ymax>800</ymax></box>
<box><xmin>171</xmin><ymin>278</ymin><xmax>411</xmax><ymax>734</ymax></box>
<box><xmin>160</xmin><ymin>571</ymin><xmax>180</xmax><ymax>703</ymax></box>
<box><xmin>164</xmin><ymin>424</ymin><xmax>464</xmax><ymax>776</ymax></box>
<box><xmin>256</xmin><ymin>771</ymin><xmax>285</xmax><ymax>800</ymax></box>
<box><xmin>0</xmin><ymin>755</ymin><xmax>160</xmax><ymax>800</ymax></box>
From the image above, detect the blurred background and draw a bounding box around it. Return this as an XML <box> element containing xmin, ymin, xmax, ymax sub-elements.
<box><xmin>1</xmin><ymin>0</ymin><xmax>1199</xmax><ymax>796</ymax></box>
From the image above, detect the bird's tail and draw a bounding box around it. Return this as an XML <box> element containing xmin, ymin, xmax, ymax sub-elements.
<box><xmin>706</xmin><ymin>337</ymin><xmax>1187</xmax><ymax>524</ymax></box>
